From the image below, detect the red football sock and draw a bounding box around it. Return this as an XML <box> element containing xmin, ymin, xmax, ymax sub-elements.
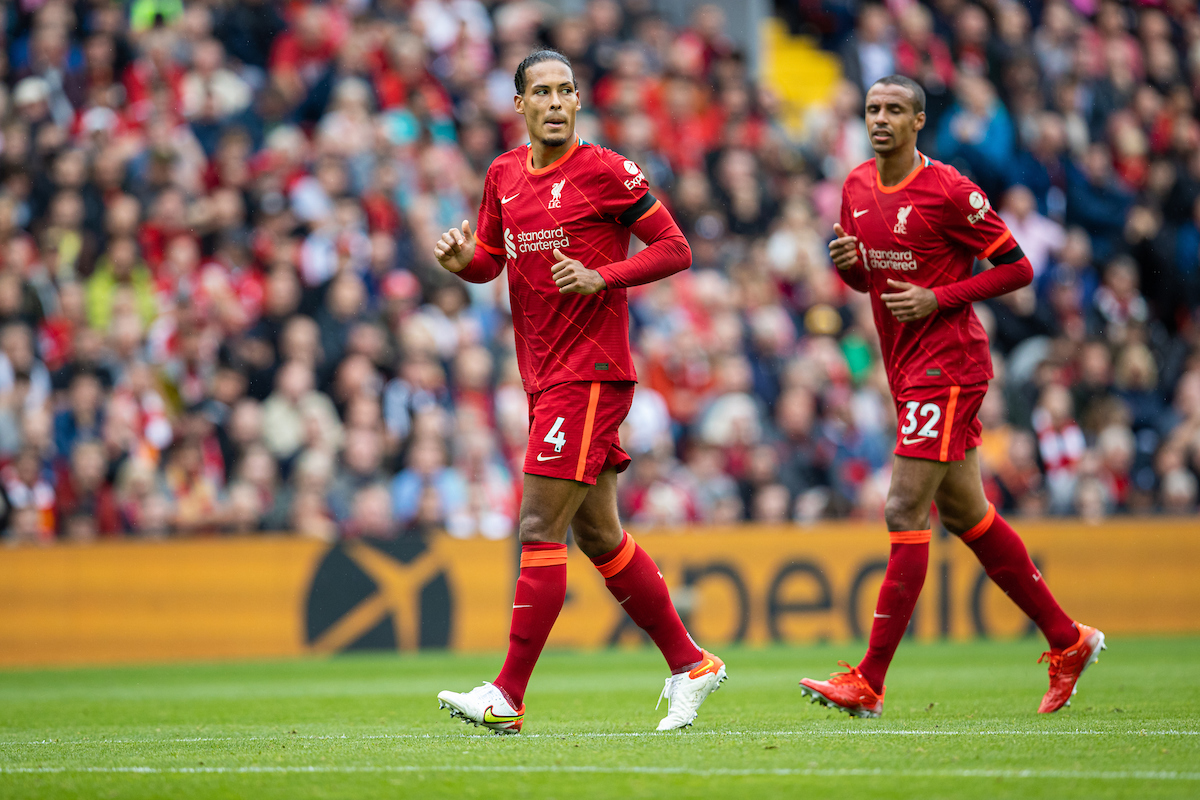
<box><xmin>591</xmin><ymin>532</ymin><xmax>703</xmax><ymax>673</ymax></box>
<box><xmin>493</xmin><ymin>542</ymin><xmax>568</xmax><ymax>707</ymax></box>
<box><xmin>960</xmin><ymin>504</ymin><xmax>1077</xmax><ymax>650</ymax></box>
<box><xmin>857</xmin><ymin>531</ymin><xmax>930</xmax><ymax>694</ymax></box>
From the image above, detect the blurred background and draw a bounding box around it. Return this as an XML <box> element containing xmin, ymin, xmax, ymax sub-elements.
<box><xmin>0</xmin><ymin>0</ymin><xmax>1197</xmax><ymax>545</ymax></box>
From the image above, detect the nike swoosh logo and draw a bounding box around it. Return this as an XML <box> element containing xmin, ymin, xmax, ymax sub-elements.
<box><xmin>901</xmin><ymin>436</ymin><xmax>928</xmax><ymax>445</ymax></box>
<box><xmin>513</xmin><ymin>604</ymin><xmax>532</xmax><ymax>609</ymax></box>
<box><xmin>536</xmin><ymin>453</ymin><xmax>563</xmax><ymax>461</ymax></box>
<box><xmin>689</xmin><ymin>656</ymin><xmax>717</xmax><ymax>679</ymax></box>
<box><xmin>482</xmin><ymin>705</ymin><xmax>522</xmax><ymax>724</ymax></box>
<box><xmin>874</xmin><ymin>613</ymin><xmax>892</xmax><ymax>619</ymax></box>
<box><xmin>501</xmin><ymin>194</ymin><xmax>520</xmax><ymax>204</ymax></box>
<box><xmin>854</xmin><ymin>209</ymin><xmax>869</xmax><ymax>218</ymax></box>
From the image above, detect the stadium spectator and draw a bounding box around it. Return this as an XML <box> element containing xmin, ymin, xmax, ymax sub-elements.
<box><xmin>327</xmin><ymin>427</ymin><xmax>387</xmax><ymax>524</ymax></box>
<box><xmin>390</xmin><ymin>436</ymin><xmax>467</xmax><ymax>528</ymax></box>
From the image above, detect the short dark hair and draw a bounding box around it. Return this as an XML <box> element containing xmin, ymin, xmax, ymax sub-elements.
<box><xmin>869</xmin><ymin>75</ymin><xmax>926</xmax><ymax>114</ymax></box>
<box><xmin>514</xmin><ymin>49</ymin><xmax>576</xmax><ymax>96</ymax></box>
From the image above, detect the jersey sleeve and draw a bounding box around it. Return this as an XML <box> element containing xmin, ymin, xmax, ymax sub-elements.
<box><xmin>595</xmin><ymin>203</ymin><xmax>691</xmax><ymax>289</ymax></box>
<box><xmin>938</xmin><ymin>173</ymin><xmax>1013</xmax><ymax>261</ymax></box>
<box><xmin>590</xmin><ymin>147</ymin><xmax>653</xmax><ymax>223</ymax></box>
<box><xmin>473</xmin><ymin>161</ymin><xmax>505</xmax><ymax>258</ymax></box>
<box><xmin>840</xmin><ymin>183</ymin><xmax>855</xmax><ymax>236</ymax></box>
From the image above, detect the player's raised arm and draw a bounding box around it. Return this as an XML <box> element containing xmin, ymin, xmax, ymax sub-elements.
<box><xmin>434</xmin><ymin>219</ymin><xmax>475</xmax><ymax>273</ymax></box>
<box><xmin>551</xmin><ymin>247</ymin><xmax>607</xmax><ymax>295</ymax></box>
<box><xmin>434</xmin><ymin>218</ymin><xmax>505</xmax><ymax>284</ymax></box>
<box><xmin>830</xmin><ymin>222</ymin><xmax>870</xmax><ymax>293</ymax></box>
<box><xmin>591</xmin><ymin>197</ymin><xmax>691</xmax><ymax>290</ymax></box>
<box><xmin>880</xmin><ymin>278</ymin><xmax>939</xmax><ymax>322</ymax></box>
<box><xmin>928</xmin><ymin>180</ymin><xmax>1034</xmax><ymax>310</ymax></box>
<box><xmin>930</xmin><ymin>241</ymin><xmax>1033</xmax><ymax>310</ymax></box>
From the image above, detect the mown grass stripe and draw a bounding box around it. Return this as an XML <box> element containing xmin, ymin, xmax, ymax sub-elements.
<box><xmin>4</xmin><ymin>728</ymin><xmax>1196</xmax><ymax>746</ymax></box>
<box><xmin>1</xmin><ymin>765</ymin><xmax>1197</xmax><ymax>781</ymax></box>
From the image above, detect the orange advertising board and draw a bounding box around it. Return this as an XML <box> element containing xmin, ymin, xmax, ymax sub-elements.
<box><xmin>0</xmin><ymin>519</ymin><xmax>1195</xmax><ymax>667</ymax></box>
<box><xmin>550</xmin><ymin>519</ymin><xmax>1200</xmax><ymax>650</ymax></box>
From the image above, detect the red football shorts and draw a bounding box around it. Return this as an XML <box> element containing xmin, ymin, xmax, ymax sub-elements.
<box><xmin>524</xmin><ymin>381</ymin><xmax>635</xmax><ymax>484</ymax></box>
<box><xmin>893</xmin><ymin>382</ymin><xmax>987</xmax><ymax>463</ymax></box>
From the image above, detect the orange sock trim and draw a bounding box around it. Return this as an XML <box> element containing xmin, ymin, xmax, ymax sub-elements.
<box><xmin>889</xmin><ymin>529</ymin><xmax>932</xmax><ymax>544</ymax></box>
<box><xmin>594</xmin><ymin>532</ymin><xmax>637</xmax><ymax>578</ymax></box>
<box><xmin>520</xmin><ymin>547</ymin><xmax>569</xmax><ymax>568</ymax></box>
<box><xmin>959</xmin><ymin>503</ymin><xmax>996</xmax><ymax>543</ymax></box>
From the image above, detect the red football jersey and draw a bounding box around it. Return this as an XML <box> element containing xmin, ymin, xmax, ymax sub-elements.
<box><xmin>840</xmin><ymin>154</ymin><xmax>1015</xmax><ymax>395</ymax></box>
<box><xmin>473</xmin><ymin>138</ymin><xmax>653</xmax><ymax>392</ymax></box>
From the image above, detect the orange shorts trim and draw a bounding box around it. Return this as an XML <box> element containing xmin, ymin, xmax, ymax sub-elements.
<box><xmin>889</xmin><ymin>529</ymin><xmax>932</xmax><ymax>544</ymax></box>
<box><xmin>595</xmin><ymin>533</ymin><xmax>637</xmax><ymax>578</ymax></box>
<box><xmin>938</xmin><ymin>385</ymin><xmax>962</xmax><ymax>462</ymax></box>
<box><xmin>959</xmin><ymin>503</ymin><xmax>996</xmax><ymax>543</ymax></box>
<box><xmin>520</xmin><ymin>547</ymin><xmax>569</xmax><ymax>568</ymax></box>
<box><xmin>574</xmin><ymin>382</ymin><xmax>602</xmax><ymax>482</ymax></box>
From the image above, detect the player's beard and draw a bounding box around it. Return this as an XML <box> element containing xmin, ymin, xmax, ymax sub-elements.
<box><xmin>538</xmin><ymin>128</ymin><xmax>571</xmax><ymax>148</ymax></box>
<box><xmin>537</xmin><ymin>113</ymin><xmax>572</xmax><ymax>148</ymax></box>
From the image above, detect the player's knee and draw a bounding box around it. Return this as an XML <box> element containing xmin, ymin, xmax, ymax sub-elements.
<box><xmin>941</xmin><ymin>505</ymin><xmax>991</xmax><ymax>537</ymax></box>
<box><xmin>884</xmin><ymin>494</ymin><xmax>926</xmax><ymax>533</ymax></box>
<box><xmin>517</xmin><ymin>510</ymin><xmax>558</xmax><ymax>543</ymax></box>
<box><xmin>569</xmin><ymin>516</ymin><xmax>599</xmax><ymax>544</ymax></box>
<box><xmin>934</xmin><ymin>493</ymin><xmax>988</xmax><ymax>536</ymax></box>
<box><xmin>570</xmin><ymin>518</ymin><xmax>621</xmax><ymax>556</ymax></box>
<box><xmin>938</xmin><ymin>509</ymin><xmax>971</xmax><ymax>536</ymax></box>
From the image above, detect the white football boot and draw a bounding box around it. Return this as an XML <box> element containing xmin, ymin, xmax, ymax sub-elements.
<box><xmin>655</xmin><ymin>650</ymin><xmax>727</xmax><ymax>731</ymax></box>
<box><xmin>437</xmin><ymin>682</ymin><xmax>524</xmax><ymax>735</ymax></box>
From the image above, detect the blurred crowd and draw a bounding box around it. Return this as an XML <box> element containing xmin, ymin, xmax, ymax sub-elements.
<box><xmin>0</xmin><ymin>0</ymin><xmax>1196</xmax><ymax>545</ymax></box>
<box><xmin>791</xmin><ymin>0</ymin><xmax>1200</xmax><ymax>524</ymax></box>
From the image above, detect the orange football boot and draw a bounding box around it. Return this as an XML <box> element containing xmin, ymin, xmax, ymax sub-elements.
<box><xmin>1037</xmin><ymin>623</ymin><xmax>1106</xmax><ymax>713</ymax></box>
<box><xmin>799</xmin><ymin>661</ymin><xmax>885</xmax><ymax>718</ymax></box>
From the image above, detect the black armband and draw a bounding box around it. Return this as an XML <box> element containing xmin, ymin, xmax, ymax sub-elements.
<box><xmin>989</xmin><ymin>243</ymin><xmax>1026</xmax><ymax>265</ymax></box>
<box><xmin>617</xmin><ymin>193</ymin><xmax>658</xmax><ymax>227</ymax></box>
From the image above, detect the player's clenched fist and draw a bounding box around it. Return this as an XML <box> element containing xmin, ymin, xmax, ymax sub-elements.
<box><xmin>880</xmin><ymin>278</ymin><xmax>939</xmax><ymax>322</ymax></box>
<box><xmin>829</xmin><ymin>223</ymin><xmax>860</xmax><ymax>271</ymax></box>
<box><xmin>551</xmin><ymin>248</ymin><xmax>607</xmax><ymax>295</ymax></box>
<box><xmin>434</xmin><ymin>219</ymin><xmax>476</xmax><ymax>274</ymax></box>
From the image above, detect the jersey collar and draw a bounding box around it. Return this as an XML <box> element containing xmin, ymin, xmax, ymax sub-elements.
<box><xmin>525</xmin><ymin>137</ymin><xmax>581</xmax><ymax>176</ymax></box>
<box><xmin>875</xmin><ymin>151</ymin><xmax>930</xmax><ymax>194</ymax></box>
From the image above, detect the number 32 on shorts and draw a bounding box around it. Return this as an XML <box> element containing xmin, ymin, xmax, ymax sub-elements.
<box><xmin>900</xmin><ymin>401</ymin><xmax>941</xmax><ymax>443</ymax></box>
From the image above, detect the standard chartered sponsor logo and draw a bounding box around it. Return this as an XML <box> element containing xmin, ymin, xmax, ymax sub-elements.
<box><xmin>863</xmin><ymin>248</ymin><xmax>917</xmax><ymax>272</ymax></box>
<box><xmin>504</xmin><ymin>228</ymin><xmax>517</xmax><ymax>260</ymax></box>
<box><xmin>514</xmin><ymin>226</ymin><xmax>570</xmax><ymax>254</ymax></box>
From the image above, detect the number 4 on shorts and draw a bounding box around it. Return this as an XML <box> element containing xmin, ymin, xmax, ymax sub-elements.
<box><xmin>544</xmin><ymin>416</ymin><xmax>567</xmax><ymax>453</ymax></box>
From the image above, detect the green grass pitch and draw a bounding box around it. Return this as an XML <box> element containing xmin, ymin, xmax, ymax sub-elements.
<box><xmin>1</xmin><ymin>637</ymin><xmax>1197</xmax><ymax>799</ymax></box>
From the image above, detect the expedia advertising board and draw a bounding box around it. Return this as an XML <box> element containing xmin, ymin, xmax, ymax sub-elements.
<box><xmin>0</xmin><ymin>520</ymin><xmax>1195</xmax><ymax>667</ymax></box>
